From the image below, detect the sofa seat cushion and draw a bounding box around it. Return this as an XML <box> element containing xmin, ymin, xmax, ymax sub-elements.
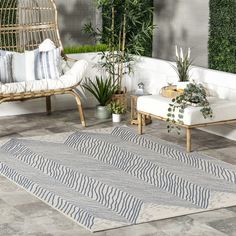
<box><xmin>137</xmin><ymin>95</ymin><xmax>236</xmax><ymax>125</ymax></box>
<box><xmin>0</xmin><ymin>60</ymin><xmax>88</xmax><ymax>94</ymax></box>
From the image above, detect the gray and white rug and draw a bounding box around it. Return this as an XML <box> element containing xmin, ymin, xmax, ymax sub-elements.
<box><xmin>0</xmin><ymin>126</ymin><xmax>236</xmax><ymax>232</ymax></box>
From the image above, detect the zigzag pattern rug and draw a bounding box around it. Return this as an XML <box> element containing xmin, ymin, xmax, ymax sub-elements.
<box><xmin>0</xmin><ymin>126</ymin><xmax>236</xmax><ymax>232</ymax></box>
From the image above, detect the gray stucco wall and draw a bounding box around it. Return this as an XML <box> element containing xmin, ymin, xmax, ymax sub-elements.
<box><xmin>153</xmin><ymin>0</ymin><xmax>209</xmax><ymax>68</ymax></box>
<box><xmin>55</xmin><ymin>0</ymin><xmax>101</xmax><ymax>46</ymax></box>
<box><xmin>55</xmin><ymin>0</ymin><xmax>209</xmax><ymax>68</ymax></box>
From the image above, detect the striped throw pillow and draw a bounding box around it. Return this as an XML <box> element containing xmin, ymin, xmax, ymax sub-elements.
<box><xmin>0</xmin><ymin>54</ymin><xmax>13</xmax><ymax>84</ymax></box>
<box><xmin>35</xmin><ymin>48</ymin><xmax>62</xmax><ymax>80</ymax></box>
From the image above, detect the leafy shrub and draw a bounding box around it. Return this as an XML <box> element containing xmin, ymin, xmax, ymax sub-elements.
<box><xmin>64</xmin><ymin>44</ymin><xmax>108</xmax><ymax>54</ymax></box>
<box><xmin>208</xmin><ymin>0</ymin><xmax>236</xmax><ymax>73</ymax></box>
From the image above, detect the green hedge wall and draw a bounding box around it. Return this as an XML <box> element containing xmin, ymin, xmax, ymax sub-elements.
<box><xmin>64</xmin><ymin>44</ymin><xmax>108</xmax><ymax>54</ymax></box>
<box><xmin>208</xmin><ymin>0</ymin><xmax>236</xmax><ymax>73</ymax></box>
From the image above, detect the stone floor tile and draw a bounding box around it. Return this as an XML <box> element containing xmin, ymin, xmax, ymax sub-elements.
<box><xmin>19</xmin><ymin>128</ymin><xmax>54</xmax><ymax>137</ymax></box>
<box><xmin>0</xmin><ymin>191</ymin><xmax>40</xmax><ymax>207</ymax></box>
<box><xmin>0</xmin><ymin>200</ymin><xmax>25</xmax><ymax>225</ymax></box>
<box><xmin>105</xmin><ymin>223</ymin><xmax>160</xmax><ymax>236</ymax></box>
<box><xmin>0</xmin><ymin>108</ymin><xmax>235</xmax><ymax>235</ymax></box>
<box><xmin>15</xmin><ymin>202</ymin><xmax>57</xmax><ymax>218</ymax></box>
<box><xmin>0</xmin><ymin>178</ymin><xmax>25</xmax><ymax>193</ymax></box>
<box><xmin>150</xmin><ymin>216</ymin><xmax>228</xmax><ymax>236</ymax></box>
<box><xmin>189</xmin><ymin>209</ymin><xmax>236</xmax><ymax>223</ymax></box>
<box><xmin>227</xmin><ymin>206</ymin><xmax>236</xmax><ymax>213</ymax></box>
<box><xmin>25</xmin><ymin>233</ymin><xmax>54</xmax><ymax>236</ymax></box>
<box><xmin>0</xmin><ymin>223</ymin><xmax>21</xmax><ymax>236</ymax></box>
<box><xmin>207</xmin><ymin>217</ymin><xmax>236</xmax><ymax>236</ymax></box>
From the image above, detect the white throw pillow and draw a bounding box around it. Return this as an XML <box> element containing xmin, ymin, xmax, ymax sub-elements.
<box><xmin>0</xmin><ymin>54</ymin><xmax>13</xmax><ymax>84</ymax></box>
<box><xmin>0</xmin><ymin>49</ymin><xmax>12</xmax><ymax>56</ymax></box>
<box><xmin>39</xmin><ymin>38</ymin><xmax>56</xmax><ymax>52</ymax></box>
<box><xmin>12</xmin><ymin>50</ymin><xmax>38</xmax><ymax>82</ymax></box>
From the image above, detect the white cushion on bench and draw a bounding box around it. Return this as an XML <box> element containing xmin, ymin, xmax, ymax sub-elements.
<box><xmin>0</xmin><ymin>60</ymin><xmax>88</xmax><ymax>94</ymax></box>
<box><xmin>137</xmin><ymin>95</ymin><xmax>236</xmax><ymax>125</ymax></box>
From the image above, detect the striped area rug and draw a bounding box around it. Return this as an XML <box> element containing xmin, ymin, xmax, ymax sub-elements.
<box><xmin>0</xmin><ymin>126</ymin><xmax>236</xmax><ymax>232</ymax></box>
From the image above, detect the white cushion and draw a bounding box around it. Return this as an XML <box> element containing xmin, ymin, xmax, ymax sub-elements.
<box><xmin>0</xmin><ymin>54</ymin><xmax>13</xmax><ymax>84</ymax></box>
<box><xmin>137</xmin><ymin>95</ymin><xmax>236</xmax><ymax>125</ymax></box>
<box><xmin>38</xmin><ymin>39</ymin><xmax>56</xmax><ymax>52</ymax></box>
<box><xmin>0</xmin><ymin>60</ymin><xmax>88</xmax><ymax>94</ymax></box>
<box><xmin>191</xmin><ymin>67</ymin><xmax>236</xmax><ymax>100</ymax></box>
<box><xmin>12</xmin><ymin>50</ymin><xmax>38</xmax><ymax>82</ymax></box>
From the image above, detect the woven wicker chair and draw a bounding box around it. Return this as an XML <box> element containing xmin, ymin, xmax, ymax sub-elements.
<box><xmin>0</xmin><ymin>0</ymin><xmax>86</xmax><ymax>126</ymax></box>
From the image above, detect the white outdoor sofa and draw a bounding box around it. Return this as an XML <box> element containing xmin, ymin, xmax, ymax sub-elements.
<box><xmin>137</xmin><ymin>66</ymin><xmax>236</xmax><ymax>152</ymax></box>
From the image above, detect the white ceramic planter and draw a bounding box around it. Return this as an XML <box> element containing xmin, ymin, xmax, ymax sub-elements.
<box><xmin>177</xmin><ymin>81</ymin><xmax>190</xmax><ymax>90</ymax></box>
<box><xmin>112</xmin><ymin>114</ymin><xmax>122</xmax><ymax>123</ymax></box>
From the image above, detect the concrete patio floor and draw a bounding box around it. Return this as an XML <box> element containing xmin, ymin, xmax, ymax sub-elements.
<box><xmin>0</xmin><ymin>108</ymin><xmax>235</xmax><ymax>236</ymax></box>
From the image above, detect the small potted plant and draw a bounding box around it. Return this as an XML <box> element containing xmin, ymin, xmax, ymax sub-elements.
<box><xmin>173</xmin><ymin>46</ymin><xmax>192</xmax><ymax>90</ymax></box>
<box><xmin>107</xmin><ymin>101</ymin><xmax>126</xmax><ymax>123</ymax></box>
<box><xmin>83</xmin><ymin>76</ymin><xmax>117</xmax><ymax>119</ymax></box>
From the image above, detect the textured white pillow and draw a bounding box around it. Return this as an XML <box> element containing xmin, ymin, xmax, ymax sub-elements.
<box><xmin>39</xmin><ymin>38</ymin><xmax>56</xmax><ymax>52</ymax></box>
<box><xmin>0</xmin><ymin>54</ymin><xmax>13</xmax><ymax>84</ymax></box>
<box><xmin>12</xmin><ymin>50</ymin><xmax>38</xmax><ymax>82</ymax></box>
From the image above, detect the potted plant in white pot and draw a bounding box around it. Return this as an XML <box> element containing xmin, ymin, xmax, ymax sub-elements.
<box><xmin>83</xmin><ymin>76</ymin><xmax>117</xmax><ymax>119</ymax></box>
<box><xmin>107</xmin><ymin>101</ymin><xmax>126</xmax><ymax>123</ymax></box>
<box><xmin>173</xmin><ymin>46</ymin><xmax>192</xmax><ymax>90</ymax></box>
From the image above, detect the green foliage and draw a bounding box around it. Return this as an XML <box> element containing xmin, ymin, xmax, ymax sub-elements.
<box><xmin>167</xmin><ymin>83</ymin><xmax>213</xmax><ymax>134</ymax></box>
<box><xmin>64</xmin><ymin>44</ymin><xmax>108</xmax><ymax>54</ymax></box>
<box><xmin>83</xmin><ymin>0</ymin><xmax>154</xmax><ymax>91</ymax></box>
<box><xmin>100</xmin><ymin>0</ymin><xmax>154</xmax><ymax>57</ymax></box>
<box><xmin>84</xmin><ymin>0</ymin><xmax>154</xmax><ymax>57</ymax></box>
<box><xmin>208</xmin><ymin>0</ymin><xmax>236</xmax><ymax>73</ymax></box>
<box><xmin>107</xmin><ymin>101</ymin><xmax>126</xmax><ymax>114</ymax></box>
<box><xmin>83</xmin><ymin>76</ymin><xmax>117</xmax><ymax>106</ymax></box>
<box><xmin>173</xmin><ymin>46</ymin><xmax>192</xmax><ymax>82</ymax></box>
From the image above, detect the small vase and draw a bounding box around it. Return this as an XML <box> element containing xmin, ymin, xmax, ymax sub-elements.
<box><xmin>177</xmin><ymin>81</ymin><xmax>190</xmax><ymax>90</ymax></box>
<box><xmin>96</xmin><ymin>106</ymin><xmax>111</xmax><ymax>119</ymax></box>
<box><xmin>112</xmin><ymin>114</ymin><xmax>122</xmax><ymax>123</ymax></box>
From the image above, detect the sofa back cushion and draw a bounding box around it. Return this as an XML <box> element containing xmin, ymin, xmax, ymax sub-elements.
<box><xmin>191</xmin><ymin>67</ymin><xmax>236</xmax><ymax>100</ymax></box>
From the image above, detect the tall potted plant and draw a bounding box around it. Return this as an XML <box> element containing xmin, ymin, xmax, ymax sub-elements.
<box><xmin>84</xmin><ymin>0</ymin><xmax>154</xmax><ymax>105</ymax></box>
<box><xmin>83</xmin><ymin>76</ymin><xmax>117</xmax><ymax>119</ymax></box>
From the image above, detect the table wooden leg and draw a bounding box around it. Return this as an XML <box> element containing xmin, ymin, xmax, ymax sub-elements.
<box><xmin>138</xmin><ymin>113</ymin><xmax>143</xmax><ymax>135</ymax></box>
<box><xmin>186</xmin><ymin>127</ymin><xmax>192</xmax><ymax>152</ymax></box>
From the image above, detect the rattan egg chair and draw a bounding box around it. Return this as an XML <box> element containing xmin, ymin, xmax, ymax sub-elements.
<box><xmin>0</xmin><ymin>0</ymin><xmax>86</xmax><ymax>126</ymax></box>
